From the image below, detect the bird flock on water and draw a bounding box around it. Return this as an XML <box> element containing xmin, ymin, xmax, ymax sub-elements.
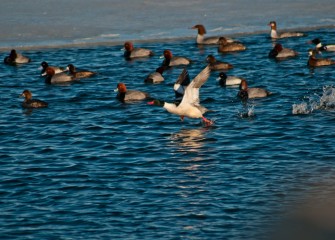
<box><xmin>4</xmin><ymin>21</ymin><xmax>335</xmax><ymax>126</ymax></box>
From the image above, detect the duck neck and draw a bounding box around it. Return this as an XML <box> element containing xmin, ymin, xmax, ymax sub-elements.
<box><xmin>162</xmin><ymin>58</ymin><xmax>171</xmax><ymax>67</ymax></box>
<box><xmin>196</xmin><ymin>34</ymin><xmax>204</xmax><ymax>44</ymax></box>
<box><xmin>270</xmin><ymin>29</ymin><xmax>279</xmax><ymax>38</ymax></box>
<box><xmin>117</xmin><ymin>92</ymin><xmax>126</xmax><ymax>102</ymax></box>
<box><xmin>45</xmin><ymin>75</ymin><xmax>52</xmax><ymax>84</ymax></box>
<box><xmin>219</xmin><ymin>77</ymin><xmax>227</xmax><ymax>87</ymax></box>
<box><xmin>163</xmin><ymin>102</ymin><xmax>178</xmax><ymax>113</ymax></box>
<box><xmin>124</xmin><ymin>51</ymin><xmax>131</xmax><ymax>59</ymax></box>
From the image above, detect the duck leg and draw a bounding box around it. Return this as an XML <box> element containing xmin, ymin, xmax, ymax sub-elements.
<box><xmin>202</xmin><ymin>116</ymin><xmax>214</xmax><ymax>126</ymax></box>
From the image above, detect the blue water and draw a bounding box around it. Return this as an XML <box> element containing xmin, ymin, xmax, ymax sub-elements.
<box><xmin>1</xmin><ymin>26</ymin><xmax>335</xmax><ymax>239</ymax></box>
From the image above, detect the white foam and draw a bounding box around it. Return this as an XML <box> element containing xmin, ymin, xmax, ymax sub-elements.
<box><xmin>292</xmin><ymin>86</ymin><xmax>335</xmax><ymax>115</ymax></box>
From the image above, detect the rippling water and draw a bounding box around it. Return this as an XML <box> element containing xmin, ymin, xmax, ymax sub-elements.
<box><xmin>1</xmin><ymin>27</ymin><xmax>335</xmax><ymax>239</ymax></box>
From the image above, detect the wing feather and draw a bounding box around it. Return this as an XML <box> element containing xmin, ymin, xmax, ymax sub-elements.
<box><xmin>179</xmin><ymin>66</ymin><xmax>211</xmax><ymax>106</ymax></box>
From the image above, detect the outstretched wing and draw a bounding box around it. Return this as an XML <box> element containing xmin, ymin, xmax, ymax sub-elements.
<box><xmin>174</xmin><ymin>68</ymin><xmax>190</xmax><ymax>102</ymax></box>
<box><xmin>179</xmin><ymin>65</ymin><xmax>211</xmax><ymax>106</ymax></box>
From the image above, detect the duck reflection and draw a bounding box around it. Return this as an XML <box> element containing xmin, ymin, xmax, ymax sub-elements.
<box><xmin>169</xmin><ymin>128</ymin><xmax>208</xmax><ymax>153</ymax></box>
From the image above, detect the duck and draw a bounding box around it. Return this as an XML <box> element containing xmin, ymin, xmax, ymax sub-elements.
<box><xmin>44</xmin><ymin>67</ymin><xmax>75</xmax><ymax>84</ymax></box>
<box><xmin>308</xmin><ymin>38</ymin><xmax>335</xmax><ymax>52</ymax></box>
<box><xmin>307</xmin><ymin>49</ymin><xmax>335</xmax><ymax>67</ymax></box>
<box><xmin>115</xmin><ymin>83</ymin><xmax>150</xmax><ymax>102</ymax></box>
<box><xmin>191</xmin><ymin>24</ymin><xmax>234</xmax><ymax>45</ymax></box>
<box><xmin>238</xmin><ymin>79</ymin><xmax>271</xmax><ymax>101</ymax></box>
<box><xmin>206</xmin><ymin>55</ymin><xmax>233</xmax><ymax>71</ymax></box>
<box><xmin>40</xmin><ymin>61</ymin><xmax>65</xmax><ymax>76</ymax></box>
<box><xmin>268</xmin><ymin>43</ymin><xmax>298</xmax><ymax>60</ymax></box>
<box><xmin>218</xmin><ymin>37</ymin><xmax>246</xmax><ymax>52</ymax></box>
<box><xmin>123</xmin><ymin>41</ymin><xmax>154</xmax><ymax>59</ymax></box>
<box><xmin>148</xmin><ymin>65</ymin><xmax>214</xmax><ymax>126</ymax></box>
<box><xmin>67</xmin><ymin>64</ymin><xmax>95</xmax><ymax>79</ymax></box>
<box><xmin>268</xmin><ymin>21</ymin><xmax>305</xmax><ymax>39</ymax></box>
<box><xmin>216</xmin><ymin>72</ymin><xmax>243</xmax><ymax>87</ymax></box>
<box><xmin>20</xmin><ymin>90</ymin><xmax>48</xmax><ymax>108</ymax></box>
<box><xmin>173</xmin><ymin>68</ymin><xmax>191</xmax><ymax>105</ymax></box>
<box><xmin>4</xmin><ymin>49</ymin><xmax>31</xmax><ymax>65</ymax></box>
<box><xmin>161</xmin><ymin>50</ymin><xmax>191</xmax><ymax>67</ymax></box>
<box><xmin>144</xmin><ymin>66</ymin><xmax>166</xmax><ymax>84</ymax></box>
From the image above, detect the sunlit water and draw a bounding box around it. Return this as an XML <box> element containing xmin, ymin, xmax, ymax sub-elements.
<box><xmin>1</xmin><ymin>15</ymin><xmax>335</xmax><ymax>240</ymax></box>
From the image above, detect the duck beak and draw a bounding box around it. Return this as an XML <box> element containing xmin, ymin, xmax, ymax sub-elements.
<box><xmin>147</xmin><ymin>101</ymin><xmax>154</xmax><ymax>105</ymax></box>
<box><xmin>120</xmin><ymin>47</ymin><xmax>125</xmax><ymax>51</ymax></box>
<box><xmin>216</xmin><ymin>77</ymin><xmax>221</xmax><ymax>81</ymax></box>
<box><xmin>159</xmin><ymin>55</ymin><xmax>164</xmax><ymax>59</ymax></box>
<box><xmin>114</xmin><ymin>88</ymin><xmax>119</xmax><ymax>92</ymax></box>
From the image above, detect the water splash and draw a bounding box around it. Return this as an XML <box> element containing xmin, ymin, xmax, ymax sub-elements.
<box><xmin>292</xmin><ymin>102</ymin><xmax>312</xmax><ymax>115</ymax></box>
<box><xmin>292</xmin><ymin>86</ymin><xmax>335</xmax><ymax>114</ymax></box>
<box><xmin>238</xmin><ymin>105</ymin><xmax>255</xmax><ymax>118</ymax></box>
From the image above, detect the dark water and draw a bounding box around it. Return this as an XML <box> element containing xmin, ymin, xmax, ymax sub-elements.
<box><xmin>1</xmin><ymin>28</ymin><xmax>335</xmax><ymax>239</ymax></box>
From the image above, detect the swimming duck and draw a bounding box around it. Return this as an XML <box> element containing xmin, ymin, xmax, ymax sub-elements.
<box><xmin>4</xmin><ymin>49</ymin><xmax>31</xmax><ymax>65</ymax></box>
<box><xmin>161</xmin><ymin>50</ymin><xmax>191</xmax><ymax>67</ymax></box>
<box><xmin>191</xmin><ymin>24</ymin><xmax>234</xmax><ymax>45</ymax></box>
<box><xmin>218</xmin><ymin>37</ymin><xmax>246</xmax><ymax>52</ymax></box>
<box><xmin>173</xmin><ymin>68</ymin><xmax>191</xmax><ymax>105</ymax></box>
<box><xmin>206</xmin><ymin>55</ymin><xmax>233</xmax><ymax>71</ymax></box>
<box><xmin>115</xmin><ymin>83</ymin><xmax>150</xmax><ymax>102</ymax></box>
<box><xmin>144</xmin><ymin>66</ymin><xmax>166</xmax><ymax>84</ymax></box>
<box><xmin>268</xmin><ymin>21</ymin><xmax>305</xmax><ymax>39</ymax></box>
<box><xmin>67</xmin><ymin>64</ymin><xmax>95</xmax><ymax>79</ymax></box>
<box><xmin>307</xmin><ymin>49</ymin><xmax>335</xmax><ymax>67</ymax></box>
<box><xmin>44</xmin><ymin>67</ymin><xmax>75</xmax><ymax>84</ymax></box>
<box><xmin>308</xmin><ymin>38</ymin><xmax>335</xmax><ymax>52</ymax></box>
<box><xmin>40</xmin><ymin>61</ymin><xmax>65</xmax><ymax>76</ymax></box>
<box><xmin>123</xmin><ymin>41</ymin><xmax>154</xmax><ymax>59</ymax></box>
<box><xmin>268</xmin><ymin>43</ymin><xmax>298</xmax><ymax>60</ymax></box>
<box><xmin>148</xmin><ymin>65</ymin><xmax>213</xmax><ymax>126</ymax></box>
<box><xmin>216</xmin><ymin>72</ymin><xmax>243</xmax><ymax>87</ymax></box>
<box><xmin>238</xmin><ymin>79</ymin><xmax>271</xmax><ymax>101</ymax></box>
<box><xmin>20</xmin><ymin>90</ymin><xmax>48</xmax><ymax>108</ymax></box>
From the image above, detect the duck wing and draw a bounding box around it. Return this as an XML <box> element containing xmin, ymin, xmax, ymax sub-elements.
<box><xmin>174</xmin><ymin>68</ymin><xmax>190</xmax><ymax>103</ymax></box>
<box><xmin>179</xmin><ymin>65</ymin><xmax>211</xmax><ymax>107</ymax></box>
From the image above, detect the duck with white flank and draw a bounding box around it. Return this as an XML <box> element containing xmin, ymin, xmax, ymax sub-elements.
<box><xmin>218</xmin><ymin>37</ymin><xmax>246</xmax><ymax>53</ymax></box>
<box><xmin>4</xmin><ymin>49</ymin><xmax>31</xmax><ymax>65</ymax></box>
<box><xmin>268</xmin><ymin>43</ymin><xmax>298</xmax><ymax>60</ymax></box>
<box><xmin>216</xmin><ymin>72</ymin><xmax>243</xmax><ymax>87</ymax></box>
<box><xmin>20</xmin><ymin>90</ymin><xmax>48</xmax><ymax>108</ymax></box>
<box><xmin>206</xmin><ymin>55</ymin><xmax>233</xmax><ymax>71</ymax></box>
<box><xmin>123</xmin><ymin>41</ymin><xmax>154</xmax><ymax>60</ymax></box>
<box><xmin>191</xmin><ymin>24</ymin><xmax>234</xmax><ymax>45</ymax></box>
<box><xmin>307</xmin><ymin>49</ymin><xmax>335</xmax><ymax>67</ymax></box>
<box><xmin>308</xmin><ymin>38</ymin><xmax>335</xmax><ymax>52</ymax></box>
<box><xmin>268</xmin><ymin>21</ymin><xmax>305</xmax><ymax>39</ymax></box>
<box><xmin>238</xmin><ymin>79</ymin><xmax>272</xmax><ymax>101</ymax></box>
<box><xmin>115</xmin><ymin>83</ymin><xmax>150</xmax><ymax>103</ymax></box>
<box><xmin>148</xmin><ymin>66</ymin><xmax>214</xmax><ymax>126</ymax></box>
<box><xmin>161</xmin><ymin>50</ymin><xmax>191</xmax><ymax>67</ymax></box>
